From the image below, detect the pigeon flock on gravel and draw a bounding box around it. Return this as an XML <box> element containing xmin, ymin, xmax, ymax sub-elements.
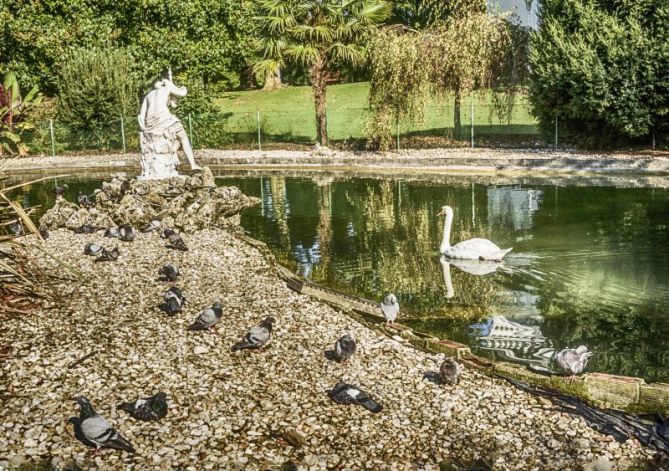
<box><xmin>51</xmin><ymin>185</ymin><xmax>608</xmax><ymax>462</ymax></box>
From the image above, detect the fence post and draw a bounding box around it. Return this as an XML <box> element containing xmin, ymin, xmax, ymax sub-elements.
<box><xmin>49</xmin><ymin>119</ymin><xmax>56</xmax><ymax>157</ymax></box>
<box><xmin>256</xmin><ymin>110</ymin><xmax>262</xmax><ymax>152</ymax></box>
<box><xmin>396</xmin><ymin>114</ymin><xmax>400</xmax><ymax>152</ymax></box>
<box><xmin>325</xmin><ymin>107</ymin><xmax>329</xmax><ymax>146</ymax></box>
<box><xmin>187</xmin><ymin>113</ymin><xmax>193</xmax><ymax>149</ymax></box>
<box><xmin>120</xmin><ymin>116</ymin><xmax>126</xmax><ymax>154</ymax></box>
<box><xmin>554</xmin><ymin>115</ymin><xmax>558</xmax><ymax>150</ymax></box>
<box><xmin>470</xmin><ymin>101</ymin><xmax>474</xmax><ymax>148</ymax></box>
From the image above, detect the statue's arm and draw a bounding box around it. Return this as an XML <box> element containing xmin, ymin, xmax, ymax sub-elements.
<box><xmin>165</xmin><ymin>79</ymin><xmax>188</xmax><ymax>98</ymax></box>
<box><xmin>137</xmin><ymin>96</ymin><xmax>148</xmax><ymax>131</ymax></box>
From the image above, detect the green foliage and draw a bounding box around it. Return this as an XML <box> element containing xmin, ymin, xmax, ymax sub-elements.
<box><xmin>0</xmin><ymin>0</ymin><xmax>255</xmax><ymax>94</ymax></box>
<box><xmin>390</xmin><ymin>0</ymin><xmax>486</xmax><ymax>28</ymax></box>
<box><xmin>57</xmin><ymin>48</ymin><xmax>139</xmax><ymax>134</ymax></box>
<box><xmin>254</xmin><ymin>0</ymin><xmax>391</xmax><ymax>144</ymax></box>
<box><xmin>529</xmin><ymin>0</ymin><xmax>669</xmax><ymax>148</ymax></box>
<box><xmin>0</xmin><ymin>72</ymin><xmax>42</xmax><ymax>156</ymax></box>
<box><xmin>367</xmin><ymin>12</ymin><xmax>521</xmax><ymax>149</ymax></box>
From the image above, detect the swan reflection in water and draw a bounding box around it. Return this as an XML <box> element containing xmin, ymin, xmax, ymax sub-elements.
<box><xmin>438</xmin><ymin>256</ymin><xmax>558</xmax><ymax>371</ymax></box>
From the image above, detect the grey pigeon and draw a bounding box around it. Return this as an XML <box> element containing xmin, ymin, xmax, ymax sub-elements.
<box><xmin>166</xmin><ymin>232</ymin><xmax>188</xmax><ymax>251</ymax></box>
<box><xmin>84</xmin><ymin>243</ymin><xmax>103</xmax><ymax>256</ymax></box>
<box><xmin>188</xmin><ymin>302</ymin><xmax>223</xmax><ymax>332</ymax></box>
<box><xmin>140</xmin><ymin>219</ymin><xmax>161</xmax><ymax>233</ymax></box>
<box><xmin>556</xmin><ymin>345</ymin><xmax>593</xmax><ymax>379</ymax></box>
<box><xmin>327</xmin><ymin>382</ymin><xmax>382</xmax><ymax>413</ymax></box>
<box><xmin>74</xmin><ymin>224</ymin><xmax>96</xmax><ymax>234</ymax></box>
<box><xmin>68</xmin><ymin>396</ymin><xmax>135</xmax><ymax>455</ymax></box>
<box><xmin>333</xmin><ymin>333</ymin><xmax>356</xmax><ymax>363</ymax></box>
<box><xmin>440</xmin><ymin>357</ymin><xmax>464</xmax><ymax>386</ymax></box>
<box><xmin>104</xmin><ymin>227</ymin><xmax>120</xmax><ymax>238</ymax></box>
<box><xmin>117</xmin><ymin>392</ymin><xmax>168</xmax><ymax>421</ymax></box>
<box><xmin>77</xmin><ymin>192</ymin><xmax>93</xmax><ymax>207</ymax></box>
<box><xmin>94</xmin><ymin>247</ymin><xmax>119</xmax><ymax>262</ymax></box>
<box><xmin>118</xmin><ymin>225</ymin><xmax>135</xmax><ymax>242</ymax></box>
<box><xmin>158</xmin><ymin>263</ymin><xmax>179</xmax><ymax>282</ymax></box>
<box><xmin>160</xmin><ymin>287</ymin><xmax>185</xmax><ymax>315</ymax></box>
<box><xmin>53</xmin><ymin>183</ymin><xmax>68</xmax><ymax>197</ymax></box>
<box><xmin>380</xmin><ymin>293</ymin><xmax>399</xmax><ymax>326</ymax></box>
<box><xmin>9</xmin><ymin>221</ymin><xmax>23</xmax><ymax>236</ymax></box>
<box><xmin>231</xmin><ymin>316</ymin><xmax>274</xmax><ymax>351</ymax></box>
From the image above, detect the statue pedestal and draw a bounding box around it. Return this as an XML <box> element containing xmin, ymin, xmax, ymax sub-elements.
<box><xmin>138</xmin><ymin>130</ymin><xmax>181</xmax><ymax>180</ymax></box>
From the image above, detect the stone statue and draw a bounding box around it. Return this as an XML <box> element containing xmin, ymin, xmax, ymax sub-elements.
<box><xmin>137</xmin><ymin>72</ymin><xmax>201</xmax><ymax>180</ymax></box>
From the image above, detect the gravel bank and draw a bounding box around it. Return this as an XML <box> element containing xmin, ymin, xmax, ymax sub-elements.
<box><xmin>6</xmin><ymin>147</ymin><xmax>669</xmax><ymax>175</ymax></box>
<box><xmin>0</xmin><ymin>228</ymin><xmax>657</xmax><ymax>470</ymax></box>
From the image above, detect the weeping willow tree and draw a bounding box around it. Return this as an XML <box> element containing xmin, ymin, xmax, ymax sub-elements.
<box><xmin>367</xmin><ymin>10</ymin><xmax>526</xmax><ymax>149</ymax></box>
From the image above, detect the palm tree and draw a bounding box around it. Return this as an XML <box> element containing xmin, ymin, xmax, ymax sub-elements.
<box><xmin>254</xmin><ymin>0</ymin><xmax>390</xmax><ymax>145</ymax></box>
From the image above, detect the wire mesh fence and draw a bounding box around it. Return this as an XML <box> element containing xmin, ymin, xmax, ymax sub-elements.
<box><xmin>20</xmin><ymin>101</ymin><xmax>551</xmax><ymax>156</ymax></box>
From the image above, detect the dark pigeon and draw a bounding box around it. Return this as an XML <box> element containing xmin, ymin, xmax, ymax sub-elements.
<box><xmin>53</xmin><ymin>184</ymin><xmax>68</xmax><ymax>197</ymax></box>
<box><xmin>117</xmin><ymin>392</ymin><xmax>168</xmax><ymax>421</ymax></box>
<box><xmin>440</xmin><ymin>357</ymin><xmax>464</xmax><ymax>386</ymax></box>
<box><xmin>118</xmin><ymin>225</ymin><xmax>135</xmax><ymax>242</ymax></box>
<box><xmin>161</xmin><ymin>228</ymin><xmax>176</xmax><ymax>239</ymax></box>
<box><xmin>166</xmin><ymin>233</ymin><xmax>188</xmax><ymax>251</ymax></box>
<box><xmin>188</xmin><ymin>302</ymin><xmax>223</xmax><ymax>332</ymax></box>
<box><xmin>94</xmin><ymin>247</ymin><xmax>119</xmax><ymax>262</ymax></box>
<box><xmin>104</xmin><ymin>227</ymin><xmax>120</xmax><ymax>238</ymax></box>
<box><xmin>84</xmin><ymin>243</ymin><xmax>104</xmax><ymax>256</ymax></box>
<box><xmin>39</xmin><ymin>227</ymin><xmax>49</xmax><ymax>240</ymax></box>
<box><xmin>333</xmin><ymin>333</ymin><xmax>356</xmax><ymax>363</ymax></box>
<box><xmin>140</xmin><ymin>220</ymin><xmax>161</xmax><ymax>233</ymax></box>
<box><xmin>68</xmin><ymin>396</ymin><xmax>135</xmax><ymax>455</ymax></box>
<box><xmin>231</xmin><ymin>316</ymin><xmax>274</xmax><ymax>351</ymax></box>
<box><xmin>327</xmin><ymin>382</ymin><xmax>382</xmax><ymax>413</ymax></box>
<box><xmin>73</xmin><ymin>224</ymin><xmax>97</xmax><ymax>234</ymax></box>
<box><xmin>77</xmin><ymin>192</ymin><xmax>93</xmax><ymax>207</ymax></box>
<box><xmin>160</xmin><ymin>287</ymin><xmax>185</xmax><ymax>315</ymax></box>
<box><xmin>158</xmin><ymin>263</ymin><xmax>179</xmax><ymax>282</ymax></box>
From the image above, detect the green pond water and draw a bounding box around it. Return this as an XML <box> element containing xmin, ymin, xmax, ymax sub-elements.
<box><xmin>12</xmin><ymin>171</ymin><xmax>669</xmax><ymax>382</ymax></box>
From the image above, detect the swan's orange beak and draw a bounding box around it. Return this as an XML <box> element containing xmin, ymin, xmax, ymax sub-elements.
<box><xmin>437</xmin><ymin>209</ymin><xmax>444</xmax><ymax>216</ymax></box>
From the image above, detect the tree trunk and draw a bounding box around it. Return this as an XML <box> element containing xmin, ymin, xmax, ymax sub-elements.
<box><xmin>453</xmin><ymin>86</ymin><xmax>461</xmax><ymax>140</ymax></box>
<box><xmin>311</xmin><ymin>61</ymin><xmax>328</xmax><ymax>146</ymax></box>
<box><xmin>239</xmin><ymin>65</ymin><xmax>257</xmax><ymax>90</ymax></box>
<box><xmin>263</xmin><ymin>68</ymin><xmax>282</xmax><ymax>91</ymax></box>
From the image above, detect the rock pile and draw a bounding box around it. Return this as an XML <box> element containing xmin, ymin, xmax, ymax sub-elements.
<box><xmin>39</xmin><ymin>167</ymin><xmax>259</xmax><ymax>233</ymax></box>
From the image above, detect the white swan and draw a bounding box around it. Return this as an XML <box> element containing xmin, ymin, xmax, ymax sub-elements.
<box><xmin>439</xmin><ymin>205</ymin><xmax>512</xmax><ymax>261</ymax></box>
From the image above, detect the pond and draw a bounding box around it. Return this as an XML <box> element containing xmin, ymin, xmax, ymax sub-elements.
<box><xmin>12</xmin><ymin>170</ymin><xmax>669</xmax><ymax>382</ymax></box>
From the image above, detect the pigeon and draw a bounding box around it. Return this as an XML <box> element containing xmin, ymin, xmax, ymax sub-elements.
<box><xmin>84</xmin><ymin>243</ymin><xmax>104</xmax><ymax>256</ymax></box>
<box><xmin>188</xmin><ymin>302</ymin><xmax>223</xmax><ymax>332</ymax></box>
<box><xmin>440</xmin><ymin>357</ymin><xmax>464</xmax><ymax>386</ymax></box>
<box><xmin>118</xmin><ymin>224</ymin><xmax>135</xmax><ymax>242</ymax></box>
<box><xmin>117</xmin><ymin>392</ymin><xmax>168</xmax><ymax>421</ymax></box>
<box><xmin>104</xmin><ymin>227</ymin><xmax>120</xmax><ymax>238</ymax></box>
<box><xmin>39</xmin><ymin>227</ymin><xmax>49</xmax><ymax>240</ymax></box>
<box><xmin>380</xmin><ymin>293</ymin><xmax>399</xmax><ymax>327</ymax></box>
<box><xmin>68</xmin><ymin>396</ymin><xmax>135</xmax><ymax>455</ymax></box>
<box><xmin>140</xmin><ymin>219</ymin><xmax>161</xmax><ymax>233</ymax></box>
<box><xmin>53</xmin><ymin>183</ymin><xmax>68</xmax><ymax>197</ymax></box>
<box><xmin>556</xmin><ymin>345</ymin><xmax>593</xmax><ymax>380</ymax></box>
<box><xmin>327</xmin><ymin>382</ymin><xmax>382</xmax><ymax>413</ymax></box>
<box><xmin>94</xmin><ymin>247</ymin><xmax>119</xmax><ymax>262</ymax></box>
<box><xmin>158</xmin><ymin>263</ymin><xmax>179</xmax><ymax>282</ymax></box>
<box><xmin>160</xmin><ymin>287</ymin><xmax>186</xmax><ymax>315</ymax></box>
<box><xmin>73</xmin><ymin>224</ymin><xmax>97</xmax><ymax>234</ymax></box>
<box><xmin>231</xmin><ymin>316</ymin><xmax>274</xmax><ymax>351</ymax></box>
<box><xmin>166</xmin><ymin>232</ymin><xmax>188</xmax><ymax>251</ymax></box>
<box><xmin>77</xmin><ymin>192</ymin><xmax>93</xmax><ymax>207</ymax></box>
<box><xmin>161</xmin><ymin>228</ymin><xmax>176</xmax><ymax>239</ymax></box>
<box><xmin>333</xmin><ymin>333</ymin><xmax>356</xmax><ymax>364</ymax></box>
<box><xmin>9</xmin><ymin>221</ymin><xmax>23</xmax><ymax>236</ymax></box>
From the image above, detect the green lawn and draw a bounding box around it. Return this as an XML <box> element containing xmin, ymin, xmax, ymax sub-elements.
<box><xmin>206</xmin><ymin>81</ymin><xmax>539</xmax><ymax>146</ymax></box>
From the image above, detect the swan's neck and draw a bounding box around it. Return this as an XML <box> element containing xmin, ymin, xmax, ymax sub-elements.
<box><xmin>440</xmin><ymin>211</ymin><xmax>452</xmax><ymax>253</ymax></box>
